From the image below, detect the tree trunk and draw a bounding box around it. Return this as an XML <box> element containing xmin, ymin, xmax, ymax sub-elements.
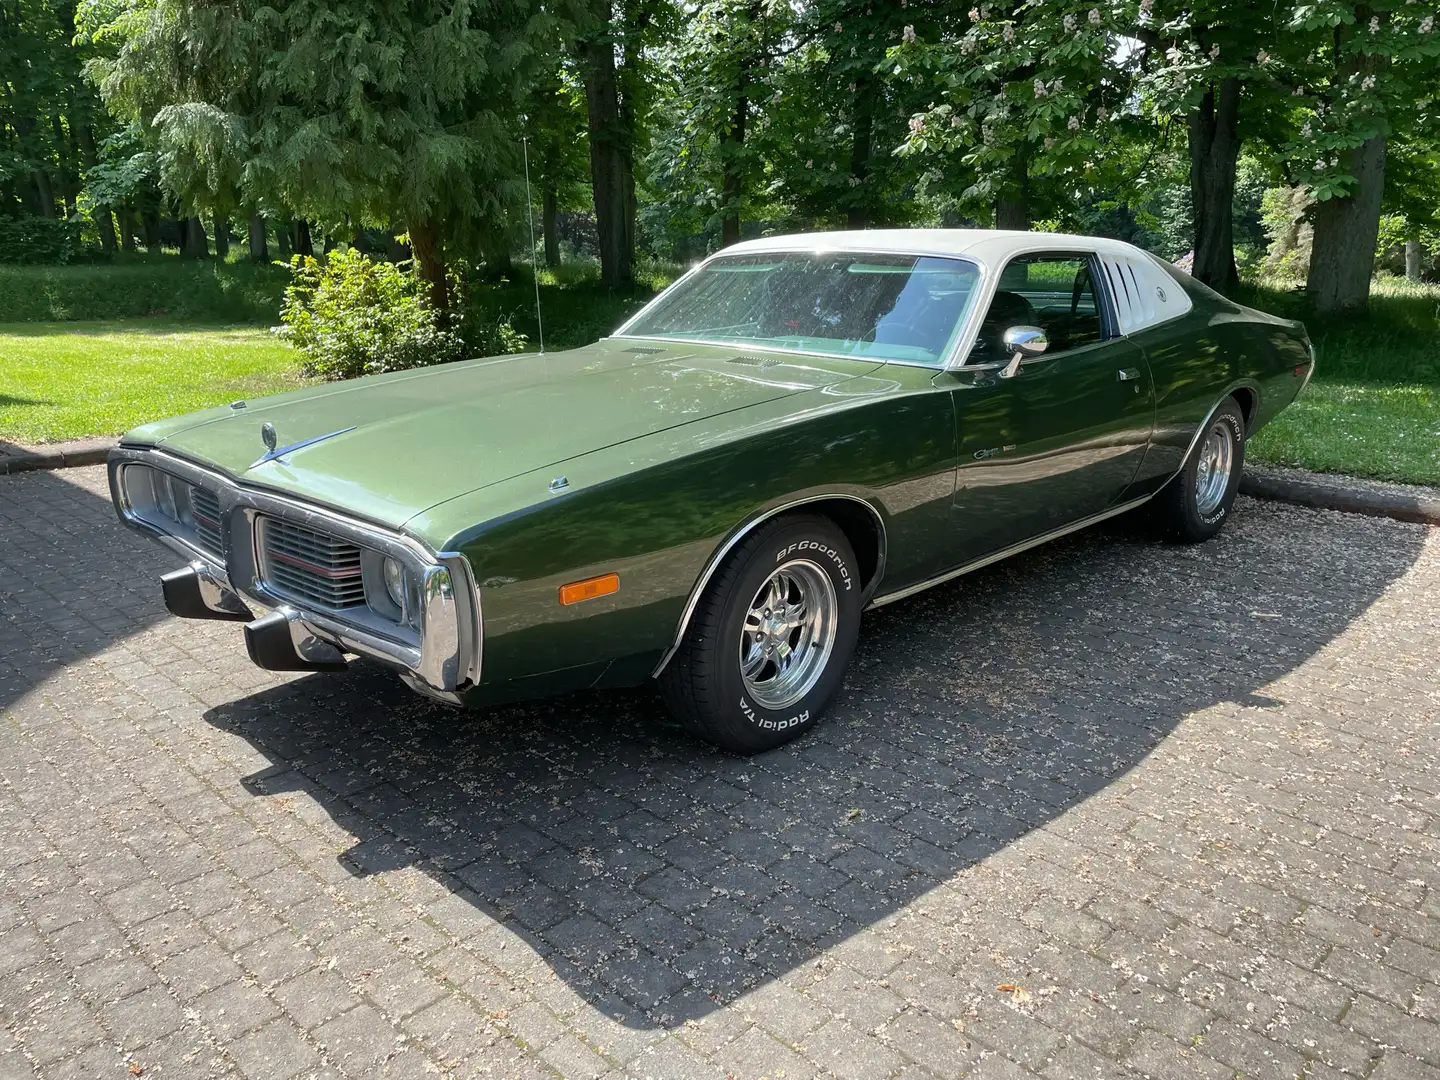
<box><xmin>248</xmin><ymin>214</ymin><xmax>268</xmax><ymax>261</ymax></box>
<box><xmin>118</xmin><ymin>210</ymin><xmax>136</xmax><ymax>253</ymax></box>
<box><xmin>994</xmin><ymin>157</ymin><xmax>1030</xmax><ymax>229</ymax></box>
<box><xmin>720</xmin><ymin>86</ymin><xmax>749</xmax><ymax>247</ymax></box>
<box><xmin>1188</xmin><ymin>76</ymin><xmax>1242</xmax><ymax>293</ymax></box>
<box><xmin>1307</xmin><ymin>131</ymin><xmax>1386</xmax><ymax>313</ymax></box>
<box><xmin>847</xmin><ymin>74</ymin><xmax>876</xmax><ymax>229</ymax></box>
<box><xmin>408</xmin><ymin>219</ymin><xmax>450</xmax><ymax>314</ymax></box>
<box><xmin>1405</xmin><ymin>237</ymin><xmax>1421</xmax><ymax>282</ymax></box>
<box><xmin>293</xmin><ymin>219</ymin><xmax>314</xmax><ymax>258</ymax></box>
<box><xmin>182</xmin><ymin>216</ymin><xmax>209</xmax><ymax>257</ymax></box>
<box><xmin>32</xmin><ymin>169</ymin><xmax>56</xmax><ymax>218</ymax></box>
<box><xmin>580</xmin><ymin>6</ymin><xmax>634</xmax><ymax>288</ymax></box>
<box><xmin>77</xmin><ymin>126</ymin><xmax>116</xmax><ymax>253</ymax></box>
<box><xmin>141</xmin><ymin>211</ymin><xmax>161</xmax><ymax>250</ymax></box>
<box><xmin>213</xmin><ymin>211</ymin><xmax>229</xmax><ymax>258</ymax></box>
<box><xmin>542</xmin><ymin>189</ymin><xmax>560</xmax><ymax>268</ymax></box>
<box><xmin>276</xmin><ymin>219</ymin><xmax>293</xmax><ymax>258</ymax></box>
<box><xmin>96</xmin><ymin>209</ymin><xmax>117</xmax><ymax>253</ymax></box>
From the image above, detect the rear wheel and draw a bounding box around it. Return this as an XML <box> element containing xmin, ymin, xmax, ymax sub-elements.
<box><xmin>658</xmin><ymin>515</ymin><xmax>862</xmax><ymax>753</ymax></box>
<box><xmin>1153</xmin><ymin>397</ymin><xmax>1246</xmax><ymax>543</ymax></box>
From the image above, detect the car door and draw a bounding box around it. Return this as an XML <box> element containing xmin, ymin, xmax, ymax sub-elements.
<box><xmin>940</xmin><ymin>251</ymin><xmax>1155</xmax><ymax>565</ymax></box>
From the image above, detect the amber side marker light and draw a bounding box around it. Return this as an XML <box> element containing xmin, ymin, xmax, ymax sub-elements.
<box><xmin>559</xmin><ymin>573</ymin><xmax>620</xmax><ymax>606</ymax></box>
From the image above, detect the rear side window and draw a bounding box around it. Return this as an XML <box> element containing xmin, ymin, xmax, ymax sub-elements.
<box><xmin>971</xmin><ymin>254</ymin><xmax>1106</xmax><ymax>360</ymax></box>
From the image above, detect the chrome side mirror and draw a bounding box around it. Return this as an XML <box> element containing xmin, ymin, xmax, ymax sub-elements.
<box><xmin>999</xmin><ymin>325</ymin><xmax>1048</xmax><ymax>378</ymax></box>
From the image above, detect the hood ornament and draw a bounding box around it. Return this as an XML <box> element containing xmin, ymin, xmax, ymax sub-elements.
<box><xmin>249</xmin><ymin>425</ymin><xmax>357</xmax><ymax>469</ymax></box>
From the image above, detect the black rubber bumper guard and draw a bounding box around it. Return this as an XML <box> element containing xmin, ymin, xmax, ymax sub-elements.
<box><xmin>160</xmin><ymin>565</ymin><xmax>347</xmax><ymax>673</ymax></box>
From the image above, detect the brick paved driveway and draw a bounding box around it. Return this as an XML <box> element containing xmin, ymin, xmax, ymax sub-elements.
<box><xmin>2</xmin><ymin>465</ymin><xmax>1437</xmax><ymax>1080</ymax></box>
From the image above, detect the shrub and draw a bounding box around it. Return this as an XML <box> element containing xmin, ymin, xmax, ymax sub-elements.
<box><xmin>278</xmin><ymin>250</ymin><xmax>502</xmax><ymax>381</ymax></box>
<box><xmin>0</xmin><ymin>216</ymin><xmax>86</xmax><ymax>265</ymax></box>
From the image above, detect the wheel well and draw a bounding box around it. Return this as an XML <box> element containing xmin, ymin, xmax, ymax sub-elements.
<box><xmin>795</xmin><ymin>498</ymin><xmax>885</xmax><ymax>595</ymax></box>
<box><xmin>1231</xmin><ymin>387</ymin><xmax>1258</xmax><ymax>433</ymax></box>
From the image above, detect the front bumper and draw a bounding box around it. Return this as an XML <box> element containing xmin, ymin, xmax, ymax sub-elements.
<box><xmin>108</xmin><ymin>446</ymin><xmax>480</xmax><ymax>700</ymax></box>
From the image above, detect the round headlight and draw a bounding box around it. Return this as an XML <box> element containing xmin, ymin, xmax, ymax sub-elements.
<box><xmin>382</xmin><ymin>557</ymin><xmax>406</xmax><ymax>610</ymax></box>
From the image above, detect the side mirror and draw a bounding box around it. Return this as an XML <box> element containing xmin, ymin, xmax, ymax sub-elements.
<box><xmin>1000</xmin><ymin>325</ymin><xmax>1048</xmax><ymax>378</ymax></box>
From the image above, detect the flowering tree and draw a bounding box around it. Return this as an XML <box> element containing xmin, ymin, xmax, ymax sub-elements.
<box><xmin>893</xmin><ymin>3</ymin><xmax>1145</xmax><ymax>232</ymax></box>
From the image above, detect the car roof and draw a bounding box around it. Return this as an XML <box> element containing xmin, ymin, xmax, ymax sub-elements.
<box><xmin>720</xmin><ymin>229</ymin><xmax>1151</xmax><ymax>266</ymax></box>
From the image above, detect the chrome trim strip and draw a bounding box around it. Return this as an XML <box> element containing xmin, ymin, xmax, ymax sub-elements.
<box><xmin>249</xmin><ymin>426</ymin><xmax>357</xmax><ymax>470</ymax></box>
<box><xmin>651</xmin><ymin>492</ymin><xmax>889</xmax><ymax>678</ymax></box>
<box><xmin>866</xmin><ymin>495</ymin><xmax>1154</xmax><ymax>609</ymax></box>
<box><xmin>1172</xmin><ymin>381</ymin><xmax>1258</xmax><ymax>477</ymax></box>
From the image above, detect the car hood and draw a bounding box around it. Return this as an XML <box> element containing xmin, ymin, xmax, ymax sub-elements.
<box><xmin>127</xmin><ymin>338</ymin><xmax>880</xmax><ymax>531</ymax></box>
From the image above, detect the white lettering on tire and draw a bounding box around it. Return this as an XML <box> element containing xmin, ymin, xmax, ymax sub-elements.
<box><xmin>774</xmin><ymin>540</ymin><xmax>852</xmax><ymax>590</ymax></box>
<box><xmin>740</xmin><ymin>697</ymin><xmax>810</xmax><ymax>731</ymax></box>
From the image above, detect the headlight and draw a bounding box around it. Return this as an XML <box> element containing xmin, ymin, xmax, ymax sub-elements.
<box><xmin>382</xmin><ymin>558</ymin><xmax>406</xmax><ymax>610</ymax></box>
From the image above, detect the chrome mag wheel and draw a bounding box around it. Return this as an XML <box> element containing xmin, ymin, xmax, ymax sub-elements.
<box><xmin>738</xmin><ymin>558</ymin><xmax>838</xmax><ymax>710</ymax></box>
<box><xmin>1194</xmin><ymin>420</ymin><xmax>1235</xmax><ymax>517</ymax></box>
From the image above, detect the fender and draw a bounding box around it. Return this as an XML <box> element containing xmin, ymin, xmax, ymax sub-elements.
<box><xmin>651</xmin><ymin>492</ymin><xmax>888</xmax><ymax>678</ymax></box>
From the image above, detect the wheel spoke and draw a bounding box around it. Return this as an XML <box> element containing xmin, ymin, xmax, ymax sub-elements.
<box><xmin>735</xmin><ymin>556</ymin><xmax>839</xmax><ymax>710</ymax></box>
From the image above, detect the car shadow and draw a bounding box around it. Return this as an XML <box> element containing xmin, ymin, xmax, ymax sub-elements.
<box><xmin>196</xmin><ymin>499</ymin><xmax>1429</xmax><ymax>1029</ymax></box>
<box><xmin>0</xmin><ymin>467</ymin><xmax>175</xmax><ymax>715</ymax></box>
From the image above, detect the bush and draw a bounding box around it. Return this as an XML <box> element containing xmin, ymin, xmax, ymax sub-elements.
<box><xmin>0</xmin><ymin>216</ymin><xmax>86</xmax><ymax>265</ymax></box>
<box><xmin>278</xmin><ymin>250</ymin><xmax>522</xmax><ymax>381</ymax></box>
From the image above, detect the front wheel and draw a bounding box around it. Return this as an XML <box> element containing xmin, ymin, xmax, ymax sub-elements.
<box><xmin>1153</xmin><ymin>397</ymin><xmax>1246</xmax><ymax>543</ymax></box>
<box><xmin>658</xmin><ymin>515</ymin><xmax>862</xmax><ymax>753</ymax></box>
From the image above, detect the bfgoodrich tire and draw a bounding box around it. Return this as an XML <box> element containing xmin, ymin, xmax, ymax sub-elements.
<box><xmin>658</xmin><ymin>515</ymin><xmax>863</xmax><ymax>753</ymax></box>
<box><xmin>1154</xmin><ymin>397</ymin><xmax>1246</xmax><ymax>543</ymax></box>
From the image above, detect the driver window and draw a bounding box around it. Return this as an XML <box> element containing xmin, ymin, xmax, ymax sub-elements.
<box><xmin>971</xmin><ymin>254</ymin><xmax>1106</xmax><ymax>361</ymax></box>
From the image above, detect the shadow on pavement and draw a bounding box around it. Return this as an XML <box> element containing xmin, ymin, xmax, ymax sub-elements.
<box><xmin>193</xmin><ymin>500</ymin><xmax>1427</xmax><ymax>1028</ymax></box>
<box><xmin>0</xmin><ymin>467</ymin><xmax>173</xmax><ymax>715</ymax></box>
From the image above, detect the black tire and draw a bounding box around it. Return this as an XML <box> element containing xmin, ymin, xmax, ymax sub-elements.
<box><xmin>1153</xmin><ymin>397</ymin><xmax>1246</xmax><ymax>543</ymax></box>
<box><xmin>658</xmin><ymin>514</ymin><xmax>863</xmax><ymax>753</ymax></box>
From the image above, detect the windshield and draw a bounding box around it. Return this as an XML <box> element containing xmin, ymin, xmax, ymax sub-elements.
<box><xmin>621</xmin><ymin>252</ymin><xmax>983</xmax><ymax>366</ymax></box>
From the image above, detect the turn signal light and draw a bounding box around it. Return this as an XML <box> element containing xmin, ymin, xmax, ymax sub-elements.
<box><xmin>559</xmin><ymin>573</ymin><xmax>620</xmax><ymax>606</ymax></box>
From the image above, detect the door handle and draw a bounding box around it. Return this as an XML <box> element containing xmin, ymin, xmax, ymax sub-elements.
<box><xmin>1117</xmin><ymin>368</ymin><xmax>1141</xmax><ymax>382</ymax></box>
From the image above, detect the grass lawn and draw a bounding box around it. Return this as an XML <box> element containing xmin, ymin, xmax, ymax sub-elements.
<box><xmin>1249</xmin><ymin>381</ymin><xmax>1439</xmax><ymax>486</ymax></box>
<box><xmin>1240</xmin><ymin>278</ymin><xmax>1440</xmax><ymax>487</ymax></box>
<box><xmin>0</xmin><ymin>322</ymin><xmax>310</xmax><ymax>445</ymax></box>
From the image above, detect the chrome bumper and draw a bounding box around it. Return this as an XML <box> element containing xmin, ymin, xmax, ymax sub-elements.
<box><xmin>108</xmin><ymin>446</ymin><xmax>480</xmax><ymax>699</ymax></box>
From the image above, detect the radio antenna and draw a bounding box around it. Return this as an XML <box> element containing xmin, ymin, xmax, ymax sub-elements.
<box><xmin>521</xmin><ymin>132</ymin><xmax>546</xmax><ymax>354</ymax></box>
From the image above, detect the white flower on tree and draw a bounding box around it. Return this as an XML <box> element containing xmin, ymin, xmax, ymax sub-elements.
<box><xmin>909</xmin><ymin>115</ymin><xmax>925</xmax><ymax>133</ymax></box>
<box><xmin>1063</xmin><ymin>13</ymin><xmax>1077</xmax><ymax>31</ymax></box>
<box><xmin>1088</xmin><ymin>8</ymin><xmax>1101</xmax><ymax>24</ymax></box>
<box><xmin>902</xmin><ymin>24</ymin><xmax>916</xmax><ymax>42</ymax></box>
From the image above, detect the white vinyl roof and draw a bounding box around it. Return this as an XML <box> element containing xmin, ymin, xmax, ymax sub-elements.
<box><xmin>723</xmin><ymin>228</ymin><xmax>1145</xmax><ymax>265</ymax></box>
<box><xmin>718</xmin><ymin>229</ymin><xmax>1193</xmax><ymax>337</ymax></box>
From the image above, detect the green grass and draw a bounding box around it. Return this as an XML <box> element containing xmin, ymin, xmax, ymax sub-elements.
<box><xmin>0</xmin><ymin>322</ymin><xmax>309</xmax><ymax>444</ymax></box>
<box><xmin>0</xmin><ymin>257</ymin><xmax>290</xmax><ymax>324</ymax></box>
<box><xmin>1240</xmin><ymin>277</ymin><xmax>1440</xmax><ymax>486</ymax></box>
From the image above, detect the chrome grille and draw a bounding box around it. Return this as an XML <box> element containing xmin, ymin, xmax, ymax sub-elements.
<box><xmin>189</xmin><ymin>486</ymin><xmax>223</xmax><ymax>557</ymax></box>
<box><xmin>260</xmin><ymin>517</ymin><xmax>366</xmax><ymax>609</ymax></box>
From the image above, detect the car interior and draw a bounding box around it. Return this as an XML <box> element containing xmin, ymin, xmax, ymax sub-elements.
<box><xmin>970</xmin><ymin>255</ymin><xmax>1107</xmax><ymax>361</ymax></box>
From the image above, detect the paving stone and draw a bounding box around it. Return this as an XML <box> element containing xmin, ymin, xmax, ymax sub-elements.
<box><xmin>4</xmin><ymin>471</ymin><xmax>1439</xmax><ymax>1080</ymax></box>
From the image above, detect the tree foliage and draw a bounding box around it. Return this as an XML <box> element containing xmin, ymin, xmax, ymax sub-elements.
<box><xmin>3</xmin><ymin>0</ymin><xmax>1437</xmax><ymax>313</ymax></box>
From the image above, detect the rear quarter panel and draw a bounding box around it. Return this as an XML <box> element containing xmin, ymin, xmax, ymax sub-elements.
<box><xmin>407</xmin><ymin>365</ymin><xmax>957</xmax><ymax>699</ymax></box>
<box><xmin>1127</xmin><ymin>279</ymin><xmax>1309</xmax><ymax>493</ymax></box>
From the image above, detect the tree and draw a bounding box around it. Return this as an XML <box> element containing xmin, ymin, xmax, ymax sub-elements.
<box><xmin>87</xmin><ymin>0</ymin><xmax>550</xmax><ymax>307</ymax></box>
<box><xmin>893</xmin><ymin>2</ymin><xmax>1139</xmax><ymax>232</ymax></box>
<box><xmin>1285</xmin><ymin>1</ymin><xmax>1440</xmax><ymax>311</ymax></box>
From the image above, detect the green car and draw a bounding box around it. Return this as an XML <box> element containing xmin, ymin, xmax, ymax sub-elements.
<box><xmin>109</xmin><ymin>230</ymin><xmax>1314</xmax><ymax>752</ymax></box>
